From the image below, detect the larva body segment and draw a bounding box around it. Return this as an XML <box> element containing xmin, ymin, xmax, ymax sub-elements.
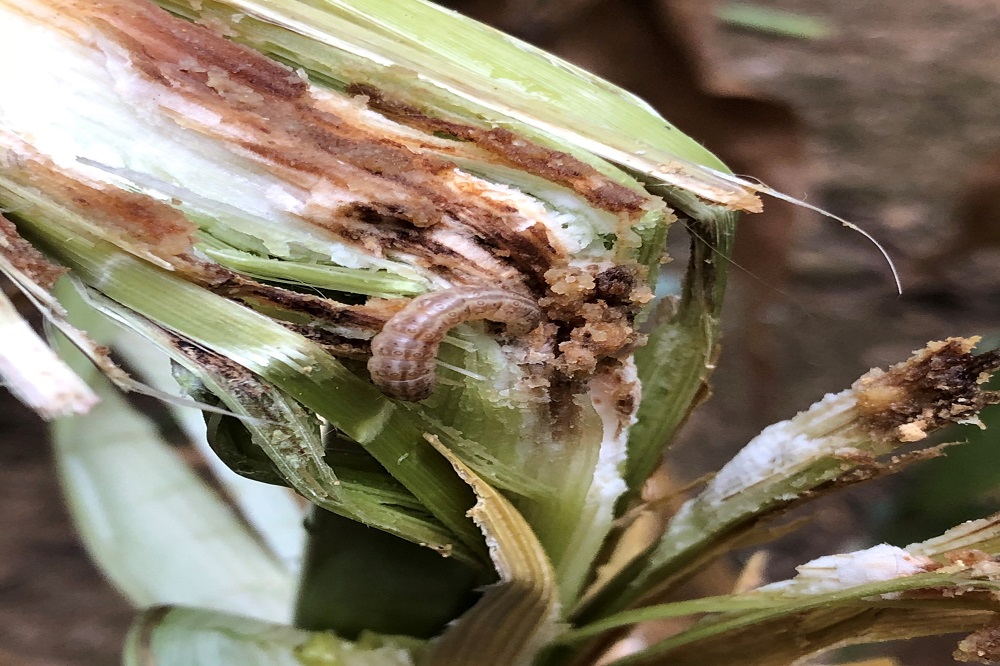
<box><xmin>367</xmin><ymin>288</ymin><xmax>542</xmax><ymax>401</ymax></box>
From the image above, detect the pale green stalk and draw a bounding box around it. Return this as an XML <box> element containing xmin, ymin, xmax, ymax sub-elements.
<box><xmin>604</xmin><ymin>523</ymin><xmax>1000</xmax><ymax>665</ymax></box>
<box><xmin>603</xmin><ymin>339</ymin><xmax>1000</xmax><ymax>615</ymax></box>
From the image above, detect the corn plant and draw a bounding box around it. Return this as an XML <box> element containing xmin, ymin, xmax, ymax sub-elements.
<box><xmin>2</xmin><ymin>1</ymin><xmax>1000</xmax><ymax>664</ymax></box>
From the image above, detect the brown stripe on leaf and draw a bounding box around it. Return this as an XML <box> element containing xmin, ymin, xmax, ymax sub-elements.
<box><xmin>81</xmin><ymin>0</ymin><xmax>567</xmax><ymax>285</ymax></box>
<box><xmin>178</xmin><ymin>257</ymin><xmax>390</xmax><ymax>334</ymax></box>
<box><xmin>234</xmin><ymin>285</ymin><xmax>389</xmax><ymax>333</ymax></box>
<box><xmin>0</xmin><ymin>147</ymin><xmax>194</xmax><ymax>259</ymax></box>
<box><xmin>81</xmin><ymin>0</ymin><xmax>459</xmax><ymax>227</ymax></box>
<box><xmin>330</xmin><ymin>206</ymin><xmax>545</xmax><ymax>291</ymax></box>
<box><xmin>0</xmin><ymin>215</ymin><xmax>68</xmax><ymax>289</ymax></box>
<box><xmin>77</xmin><ymin>0</ymin><xmax>307</xmax><ymax>101</ymax></box>
<box><xmin>348</xmin><ymin>83</ymin><xmax>651</xmax><ymax>216</ymax></box>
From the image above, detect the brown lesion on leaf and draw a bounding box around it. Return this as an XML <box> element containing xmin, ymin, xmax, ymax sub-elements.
<box><xmin>179</xmin><ymin>257</ymin><xmax>392</xmax><ymax>337</ymax></box>
<box><xmin>331</xmin><ymin>203</ymin><xmax>557</xmax><ymax>292</ymax></box>
<box><xmin>806</xmin><ymin>444</ymin><xmax>951</xmax><ymax>497</ymax></box>
<box><xmin>0</xmin><ymin>145</ymin><xmax>195</xmax><ymax>260</ymax></box>
<box><xmin>77</xmin><ymin>0</ymin><xmax>307</xmax><ymax>101</ymax></box>
<box><xmin>278</xmin><ymin>323</ymin><xmax>372</xmax><ymax>360</ymax></box>
<box><xmin>173</xmin><ymin>337</ymin><xmax>268</xmax><ymax>402</ymax></box>
<box><xmin>945</xmin><ymin>549</ymin><xmax>998</xmax><ymax>568</ymax></box>
<box><xmin>77</xmin><ymin>0</ymin><xmax>571</xmax><ymax>293</ymax></box>
<box><xmin>854</xmin><ymin>337</ymin><xmax>1000</xmax><ymax>444</ymax></box>
<box><xmin>346</xmin><ymin>83</ymin><xmax>652</xmax><ymax>217</ymax></box>
<box><xmin>0</xmin><ymin>214</ymin><xmax>68</xmax><ymax>289</ymax></box>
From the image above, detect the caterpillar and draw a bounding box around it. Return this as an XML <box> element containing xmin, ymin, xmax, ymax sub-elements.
<box><xmin>367</xmin><ymin>287</ymin><xmax>542</xmax><ymax>401</ymax></box>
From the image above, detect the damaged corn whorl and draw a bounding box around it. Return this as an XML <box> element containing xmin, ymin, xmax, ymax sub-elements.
<box><xmin>0</xmin><ymin>0</ymin><xmax>689</xmax><ymax>608</ymax></box>
<box><xmin>0</xmin><ymin>0</ymin><xmax>666</xmax><ymax>411</ymax></box>
<box><xmin>10</xmin><ymin>2</ymin><xmax>1000</xmax><ymax>665</ymax></box>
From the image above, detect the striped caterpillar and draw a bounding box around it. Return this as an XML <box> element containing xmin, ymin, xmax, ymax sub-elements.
<box><xmin>367</xmin><ymin>287</ymin><xmax>542</xmax><ymax>401</ymax></box>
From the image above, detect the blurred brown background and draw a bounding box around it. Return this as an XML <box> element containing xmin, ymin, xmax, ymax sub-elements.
<box><xmin>5</xmin><ymin>0</ymin><xmax>1000</xmax><ymax>663</ymax></box>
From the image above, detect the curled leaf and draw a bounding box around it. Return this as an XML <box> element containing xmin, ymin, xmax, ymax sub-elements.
<box><xmin>424</xmin><ymin>434</ymin><xmax>561</xmax><ymax>666</ymax></box>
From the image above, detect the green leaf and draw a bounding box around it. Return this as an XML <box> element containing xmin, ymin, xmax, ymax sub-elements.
<box><xmin>717</xmin><ymin>3</ymin><xmax>835</xmax><ymax>40</ymax></box>
<box><xmin>201</xmin><ymin>246</ymin><xmax>428</xmax><ymax>298</ymax></box>
<box><xmin>605</xmin><ymin>572</ymin><xmax>966</xmax><ymax>665</ymax></box>
<box><xmin>625</xmin><ymin>196</ymin><xmax>737</xmax><ymax>494</ymax></box>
